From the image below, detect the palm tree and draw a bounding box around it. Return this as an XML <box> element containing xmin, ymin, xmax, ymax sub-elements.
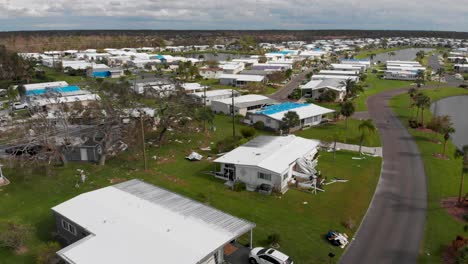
<box><xmin>415</xmin><ymin>94</ymin><xmax>431</xmax><ymax>127</ymax></box>
<box><xmin>416</xmin><ymin>70</ymin><xmax>425</xmax><ymax>87</ymax></box>
<box><xmin>340</xmin><ymin>101</ymin><xmax>355</xmax><ymax>128</ymax></box>
<box><xmin>436</xmin><ymin>68</ymin><xmax>445</xmax><ymax>84</ymax></box>
<box><xmin>358</xmin><ymin>119</ymin><xmax>376</xmax><ymax>156</ymax></box>
<box><xmin>442</xmin><ymin>125</ymin><xmax>455</xmax><ymax>157</ymax></box>
<box><xmin>340</xmin><ymin>79</ymin><xmax>356</xmax><ymax>101</ymax></box>
<box><xmin>281</xmin><ymin>111</ymin><xmax>300</xmax><ymax>134</ymax></box>
<box><xmin>457</xmin><ymin>145</ymin><xmax>468</xmax><ymax>206</ymax></box>
<box><xmin>408</xmin><ymin>87</ymin><xmax>418</xmax><ymax>119</ymax></box>
<box><xmin>6</xmin><ymin>86</ymin><xmax>19</xmax><ymax>105</ymax></box>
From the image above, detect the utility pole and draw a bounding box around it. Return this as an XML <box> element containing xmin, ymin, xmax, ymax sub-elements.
<box><xmin>231</xmin><ymin>89</ymin><xmax>235</xmax><ymax>138</ymax></box>
<box><xmin>203</xmin><ymin>85</ymin><xmax>207</xmax><ymax>132</ymax></box>
<box><xmin>140</xmin><ymin>111</ymin><xmax>147</xmax><ymax>170</ymax></box>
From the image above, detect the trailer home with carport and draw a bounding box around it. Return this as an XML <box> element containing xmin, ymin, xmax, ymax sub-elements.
<box><xmin>211</xmin><ymin>94</ymin><xmax>276</xmax><ymax>116</ymax></box>
<box><xmin>214</xmin><ymin>135</ymin><xmax>320</xmax><ymax>193</ymax></box>
<box><xmin>189</xmin><ymin>89</ymin><xmax>240</xmax><ymax>106</ymax></box>
<box><xmin>52</xmin><ymin>179</ymin><xmax>255</xmax><ymax>264</ymax></box>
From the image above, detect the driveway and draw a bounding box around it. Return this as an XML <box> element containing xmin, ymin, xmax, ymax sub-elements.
<box><xmin>339</xmin><ymin>87</ymin><xmax>427</xmax><ymax>264</ymax></box>
<box><xmin>225</xmin><ymin>243</ymin><xmax>250</xmax><ymax>264</ymax></box>
<box><xmin>269</xmin><ymin>69</ymin><xmax>313</xmax><ymax>102</ymax></box>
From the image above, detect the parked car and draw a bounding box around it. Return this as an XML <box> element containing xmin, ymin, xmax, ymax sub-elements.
<box><xmin>249</xmin><ymin>247</ymin><xmax>293</xmax><ymax>264</ymax></box>
<box><xmin>11</xmin><ymin>102</ymin><xmax>28</xmax><ymax>111</ymax></box>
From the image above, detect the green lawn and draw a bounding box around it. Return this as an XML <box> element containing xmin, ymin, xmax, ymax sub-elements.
<box><xmin>199</xmin><ymin>78</ymin><xmax>278</xmax><ymax>95</ymax></box>
<box><xmin>0</xmin><ymin>115</ymin><xmax>382</xmax><ymax>264</ymax></box>
<box><xmin>296</xmin><ymin>118</ymin><xmax>381</xmax><ymax>147</ymax></box>
<box><xmin>389</xmin><ymin>87</ymin><xmax>468</xmax><ymax>263</ymax></box>
<box><xmin>354</xmin><ymin>47</ymin><xmax>410</xmax><ymax>59</ymax></box>
<box><xmin>39</xmin><ymin>67</ymin><xmax>86</xmax><ymax>84</ymax></box>
<box><xmin>354</xmin><ymin>73</ymin><xmax>411</xmax><ymax>112</ymax></box>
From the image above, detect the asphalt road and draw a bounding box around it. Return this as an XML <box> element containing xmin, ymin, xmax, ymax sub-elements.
<box><xmin>428</xmin><ymin>54</ymin><xmax>464</xmax><ymax>87</ymax></box>
<box><xmin>269</xmin><ymin>69</ymin><xmax>313</xmax><ymax>101</ymax></box>
<box><xmin>339</xmin><ymin>87</ymin><xmax>427</xmax><ymax>264</ymax></box>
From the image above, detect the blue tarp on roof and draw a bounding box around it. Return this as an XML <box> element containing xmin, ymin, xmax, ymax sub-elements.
<box><xmin>93</xmin><ymin>71</ymin><xmax>111</xmax><ymax>78</ymax></box>
<box><xmin>26</xmin><ymin>85</ymin><xmax>81</xmax><ymax>96</ymax></box>
<box><xmin>256</xmin><ymin>102</ymin><xmax>308</xmax><ymax>115</ymax></box>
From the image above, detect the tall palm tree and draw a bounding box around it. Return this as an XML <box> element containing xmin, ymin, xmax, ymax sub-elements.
<box><xmin>458</xmin><ymin>145</ymin><xmax>468</xmax><ymax>206</ymax></box>
<box><xmin>408</xmin><ymin>87</ymin><xmax>418</xmax><ymax>119</ymax></box>
<box><xmin>436</xmin><ymin>68</ymin><xmax>445</xmax><ymax>84</ymax></box>
<box><xmin>416</xmin><ymin>70</ymin><xmax>425</xmax><ymax>87</ymax></box>
<box><xmin>358</xmin><ymin>119</ymin><xmax>376</xmax><ymax>156</ymax></box>
<box><xmin>416</xmin><ymin>94</ymin><xmax>431</xmax><ymax>127</ymax></box>
<box><xmin>442</xmin><ymin>126</ymin><xmax>455</xmax><ymax>157</ymax></box>
<box><xmin>340</xmin><ymin>79</ymin><xmax>356</xmax><ymax>101</ymax></box>
<box><xmin>340</xmin><ymin>101</ymin><xmax>355</xmax><ymax>128</ymax></box>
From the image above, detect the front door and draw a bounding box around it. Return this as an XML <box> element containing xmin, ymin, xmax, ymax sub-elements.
<box><xmin>80</xmin><ymin>148</ymin><xmax>88</xmax><ymax>161</ymax></box>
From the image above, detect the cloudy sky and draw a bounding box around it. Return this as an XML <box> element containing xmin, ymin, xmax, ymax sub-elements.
<box><xmin>0</xmin><ymin>0</ymin><xmax>466</xmax><ymax>31</ymax></box>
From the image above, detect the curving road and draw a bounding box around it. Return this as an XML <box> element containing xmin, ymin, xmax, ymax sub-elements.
<box><xmin>339</xmin><ymin>87</ymin><xmax>428</xmax><ymax>264</ymax></box>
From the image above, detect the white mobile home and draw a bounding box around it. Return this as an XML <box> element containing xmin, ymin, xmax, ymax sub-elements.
<box><xmin>219</xmin><ymin>74</ymin><xmax>266</xmax><ymax>87</ymax></box>
<box><xmin>300</xmin><ymin>79</ymin><xmax>347</xmax><ymax>101</ymax></box>
<box><xmin>311</xmin><ymin>75</ymin><xmax>359</xmax><ymax>82</ymax></box>
<box><xmin>211</xmin><ymin>94</ymin><xmax>276</xmax><ymax>116</ymax></box>
<box><xmin>189</xmin><ymin>89</ymin><xmax>240</xmax><ymax>106</ymax></box>
<box><xmin>454</xmin><ymin>64</ymin><xmax>468</xmax><ymax>73</ymax></box>
<box><xmin>319</xmin><ymin>70</ymin><xmax>360</xmax><ymax>76</ymax></box>
<box><xmin>214</xmin><ymin>135</ymin><xmax>320</xmax><ymax>193</ymax></box>
<box><xmin>384</xmin><ymin>70</ymin><xmax>419</xmax><ymax>80</ymax></box>
<box><xmin>53</xmin><ymin>179</ymin><xmax>255</xmax><ymax>264</ymax></box>
<box><xmin>330</xmin><ymin>64</ymin><xmax>365</xmax><ymax>72</ymax></box>
<box><xmin>247</xmin><ymin>102</ymin><xmax>334</xmax><ymax>131</ymax></box>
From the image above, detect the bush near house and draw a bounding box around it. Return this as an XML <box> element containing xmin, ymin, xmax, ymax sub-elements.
<box><xmin>0</xmin><ymin>221</ymin><xmax>34</xmax><ymax>252</ymax></box>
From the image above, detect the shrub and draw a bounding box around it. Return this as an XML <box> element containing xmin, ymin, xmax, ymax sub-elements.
<box><xmin>215</xmin><ymin>136</ymin><xmax>242</xmax><ymax>153</ymax></box>
<box><xmin>318</xmin><ymin>90</ymin><xmax>338</xmax><ymax>102</ymax></box>
<box><xmin>240</xmin><ymin>127</ymin><xmax>256</xmax><ymax>139</ymax></box>
<box><xmin>267</xmin><ymin>233</ymin><xmax>281</xmax><ymax>245</ymax></box>
<box><xmin>195</xmin><ymin>193</ymin><xmax>208</xmax><ymax>203</ymax></box>
<box><xmin>306</xmin><ymin>98</ymin><xmax>315</xmax><ymax>104</ymax></box>
<box><xmin>233</xmin><ymin>181</ymin><xmax>246</xmax><ymax>192</ymax></box>
<box><xmin>343</xmin><ymin>218</ymin><xmax>356</xmax><ymax>230</ymax></box>
<box><xmin>253</xmin><ymin>121</ymin><xmax>265</xmax><ymax>130</ymax></box>
<box><xmin>456</xmin><ymin>245</ymin><xmax>468</xmax><ymax>264</ymax></box>
<box><xmin>463</xmin><ymin>214</ymin><xmax>468</xmax><ymax>222</ymax></box>
<box><xmin>36</xmin><ymin>242</ymin><xmax>61</xmax><ymax>264</ymax></box>
<box><xmin>0</xmin><ymin>221</ymin><xmax>34</xmax><ymax>251</ymax></box>
<box><xmin>288</xmin><ymin>88</ymin><xmax>302</xmax><ymax>100</ymax></box>
<box><xmin>408</xmin><ymin>119</ymin><xmax>418</xmax><ymax>128</ymax></box>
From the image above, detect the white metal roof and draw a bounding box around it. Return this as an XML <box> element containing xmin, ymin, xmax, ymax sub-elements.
<box><xmin>386</xmin><ymin>60</ymin><xmax>421</xmax><ymax>65</ymax></box>
<box><xmin>22</xmin><ymin>81</ymin><xmax>69</xmax><ymax>91</ymax></box>
<box><xmin>219</xmin><ymin>74</ymin><xmax>265</xmax><ymax>82</ymax></box>
<box><xmin>264</xmin><ymin>103</ymin><xmax>335</xmax><ymax>121</ymax></box>
<box><xmin>181</xmin><ymin>83</ymin><xmax>207</xmax><ymax>91</ymax></box>
<box><xmin>319</xmin><ymin>70</ymin><xmax>359</xmax><ymax>76</ymax></box>
<box><xmin>312</xmin><ymin>75</ymin><xmax>359</xmax><ymax>81</ymax></box>
<box><xmin>192</xmin><ymin>89</ymin><xmax>239</xmax><ymax>98</ymax></box>
<box><xmin>214</xmin><ymin>135</ymin><xmax>319</xmax><ymax>174</ymax></box>
<box><xmin>300</xmin><ymin>79</ymin><xmax>345</xmax><ymax>91</ymax></box>
<box><xmin>53</xmin><ymin>179</ymin><xmax>255</xmax><ymax>264</ymax></box>
<box><xmin>212</xmin><ymin>94</ymin><xmax>275</xmax><ymax>107</ymax></box>
<box><xmin>30</xmin><ymin>94</ymin><xmax>100</xmax><ymax>107</ymax></box>
<box><xmin>331</xmin><ymin>64</ymin><xmax>365</xmax><ymax>70</ymax></box>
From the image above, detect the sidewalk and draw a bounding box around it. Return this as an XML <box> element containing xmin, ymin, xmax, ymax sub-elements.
<box><xmin>320</xmin><ymin>141</ymin><xmax>383</xmax><ymax>157</ymax></box>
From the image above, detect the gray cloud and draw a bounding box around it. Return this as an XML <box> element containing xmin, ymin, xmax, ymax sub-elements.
<box><xmin>0</xmin><ymin>0</ymin><xmax>466</xmax><ymax>31</ymax></box>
